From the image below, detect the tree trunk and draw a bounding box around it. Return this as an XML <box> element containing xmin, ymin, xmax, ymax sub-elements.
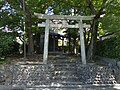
<box><xmin>26</xmin><ymin>12</ymin><xmax>34</xmax><ymax>55</ymax></box>
<box><xmin>87</xmin><ymin>19</ymin><xmax>98</xmax><ymax>61</ymax></box>
<box><xmin>86</xmin><ymin>0</ymin><xmax>107</xmax><ymax>61</ymax></box>
<box><xmin>86</xmin><ymin>30</ymin><xmax>91</xmax><ymax>45</ymax></box>
<box><xmin>18</xmin><ymin>0</ymin><xmax>34</xmax><ymax>56</ymax></box>
<box><xmin>68</xmin><ymin>37</ymin><xmax>71</xmax><ymax>53</ymax></box>
<box><xmin>28</xmin><ymin>27</ymin><xmax>34</xmax><ymax>55</ymax></box>
<box><xmin>73</xmin><ymin>38</ymin><xmax>77</xmax><ymax>54</ymax></box>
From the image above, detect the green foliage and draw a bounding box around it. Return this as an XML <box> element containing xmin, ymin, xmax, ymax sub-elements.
<box><xmin>96</xmin><ymin>36</ymin><xmax>120</xmax><ymax>59</ymax></box>
<box><xmin>0</xmin><ymin>0</ymin><xmax>119</xmax><ymax>57</ymax></box>
<box><xmin>101</xmin><ymin>0</ymin><xmax>120</xmax><ymax>32</ymax></box>
<box><xmin>0</xmin><ymin>31</ymin><xmax>16</xmax><ymax>57</ymax></box>
<box><xmin>96</xmin><ymin>0</ymin><xmax>120</xmax><ymax>59</ymax></box>
<box><xmin>102</xmin><ymin>15</ymin><xmax>120</xmax><ymax>33</ymax></box>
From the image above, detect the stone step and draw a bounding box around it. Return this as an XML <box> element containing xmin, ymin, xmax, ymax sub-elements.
<box><xmin>25</xmin><ymin>88</ymin><xmax>116</xmax><ymax>90</ymax></box>
<box><xmin>52</xmin><ymin>77</ymin><xmax>80</xmax><ymax>82</ymax></box>
<box><xmin>56</xmin><ymin>81</ymin><xmax>83</xmax><ymax>85</ymax></box>
<box><xmin>51</xmin><ymin>60</ymin><xmax>76</xmax><ymax>63</ymax></box>
<box><xmin>52</xmin><ymin>75</ymin><xmax>79</xmax><ymax>78</ymax></box>
<box><xmin>26</xmin><ymin>87</ymin><xmax>120</xmax><ymax>90</ymax></box>
<box><xmin>52</xmin><ymin>66</ymin><xmax>76</xmax><ymax>71</ymax></box>
<box><xmin>52</xmin><ymin>71</ymin><xmax>77</xmax><ymax>76</ymax></box>
<box><xmin>52</xmin><ymin>64</ymin><xmax>76</xmax><ymax>68</ymax></box>
<box><xmin>52</xmin><ymin>74</ymin><xmax>78</xmax><ymax>78</ymax></box>
<box><xmin>0</xmin><ymin>85</ymin><xmax>26</xmax><ymax>90</ymax></box>
<box><xmin>25</xmin><ymin>84</ymin><xmax>120</xmax><ymax>90</ymax></box>
<box><xmin>26</xmin><ymin>84</ymin><xmax>83</xmax><ymax>88</ymax></box>
<box><xmin>1</xmin><ymin>85</ymin><xmax>120</xmax><ymax>90</ymax></box>
<box><xmin>52</xmin><ymin>63</ymin><xmax>76</xmax><ymax>66</ymax></box>
<box><xmin>52</xmin><ymin>64</ymin><xmax>76</xmax><ymax>67</ymax></box>
<box><xmin>13</xmin><ymin>80</ymin><xmax>82</xmax><ymax>86</ymax></box>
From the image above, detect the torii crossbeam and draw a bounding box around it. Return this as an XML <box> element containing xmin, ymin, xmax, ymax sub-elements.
<box><xmin>34</xmin><ymin>13</ymin><xmax>94</xmax><ymax>64</ymax></box>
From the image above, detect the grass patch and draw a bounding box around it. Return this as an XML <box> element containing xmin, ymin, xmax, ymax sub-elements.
<box><xmin>0</xmin><ymin>57</ymin><xmax>7</xmax><ymax>64</ymax></box>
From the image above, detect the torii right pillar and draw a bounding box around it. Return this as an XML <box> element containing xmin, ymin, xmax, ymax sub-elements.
<box><xmin>79</xmin><ymin>19</ymin><xmax>86</xmax><ymax>64</ymax></box>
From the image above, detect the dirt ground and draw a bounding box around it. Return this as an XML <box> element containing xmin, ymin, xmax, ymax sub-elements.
<box><xmin>0</xmin><ymin>54</ymin><xmax>81</xmax><ymax>65</ymax></box>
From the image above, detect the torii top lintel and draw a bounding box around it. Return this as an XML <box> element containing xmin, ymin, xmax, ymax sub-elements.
<box><xmin>34</xmin><ymin>13</ymin><xmax>94</xmax><ymax>20</ymax></box>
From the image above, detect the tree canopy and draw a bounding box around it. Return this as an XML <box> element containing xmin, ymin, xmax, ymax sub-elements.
<box><xmin>0</xmin><ymin>0</ymin><xmax>120</xmax><ymax>60</ymax></box>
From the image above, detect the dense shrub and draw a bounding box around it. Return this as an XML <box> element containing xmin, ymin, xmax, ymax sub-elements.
<box><xmin>0</xmin><ymin>31</ymin><xmax>19</xmax><ymax>58</ymax></box>
<box><xmin>96</xmin><ymin>36</ymin><xmax>120</xmax><ymax>59</ymax></box>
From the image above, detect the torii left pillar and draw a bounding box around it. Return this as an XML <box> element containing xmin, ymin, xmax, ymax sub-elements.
<box><xmin>79</xmin><ymin>20</ymin><xmax>86</xmax><ymax>64</ymax></box>
<box><xmin>43</xmin><ymin>19</ymin><xmax>50</xmax><ymax>64</ymax></box>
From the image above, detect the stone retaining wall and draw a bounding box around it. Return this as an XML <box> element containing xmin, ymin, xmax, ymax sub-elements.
<box><xmin>95</xmin><ymin>56</ymin><xmax>120</xmax><ymax>69</ymax></box>
<box><xmin>1</xmin><ymin>61</ymin><xmax>120</xmax><ymax>87</ymax></box>
<box><xmin>0</xmin><ymin>64</ymin><xmax>13</xmax><ymax>85</ymax></box>
<box><xmin>76</xmin><ymin>63</ymin><xmax>120</xmax><ymax>84</ymax></box>
<box><xmin>95</xmin><ymin>56</ymin><xmax>120</xmax><ymax>83</ymax></box>
<box><xmin>0</xmin><ymin>65</ymin><xmax>5</xmax><ymax>85</ymax></box>
<box><xmin>0</xmin><ymin>64</ymin><xmax>53</xmax><ymax>86</ymax></box>
<box><xmin>95</xmin><ymin>56</ymin><xmax>117</xmax><ymax>67</ymax></box>
<box><xmin>12</xmin><ymin>64</ymin><xmax>52</xmax><ymax>86</ymax></box>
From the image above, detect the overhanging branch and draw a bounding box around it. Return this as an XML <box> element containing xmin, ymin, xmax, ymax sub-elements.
<box><xmin>86</xmin><ymin>0</ymin><xmax>96</xmax><ymax>14</ymax></box>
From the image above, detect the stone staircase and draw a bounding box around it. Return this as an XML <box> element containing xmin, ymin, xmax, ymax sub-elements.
<box><xmin>13</xmin><ymin>61</ymin><xmax>120</xmax><ymax>89</ymax></box>
<box><xmin>50</xmin><ymin>60</ymin><xmax>82</xmax><ymax>85</ymax></box>
<box><xmin>2</xmin><ymin>55</ymin><xmax>119</xmax><ymax>89</ymax></box>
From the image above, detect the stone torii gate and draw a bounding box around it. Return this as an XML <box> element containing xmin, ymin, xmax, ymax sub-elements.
<box><xmin>34</xmin><ymin>13</ymin><xmax>94</xmax><ymax>64</ymax></box>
